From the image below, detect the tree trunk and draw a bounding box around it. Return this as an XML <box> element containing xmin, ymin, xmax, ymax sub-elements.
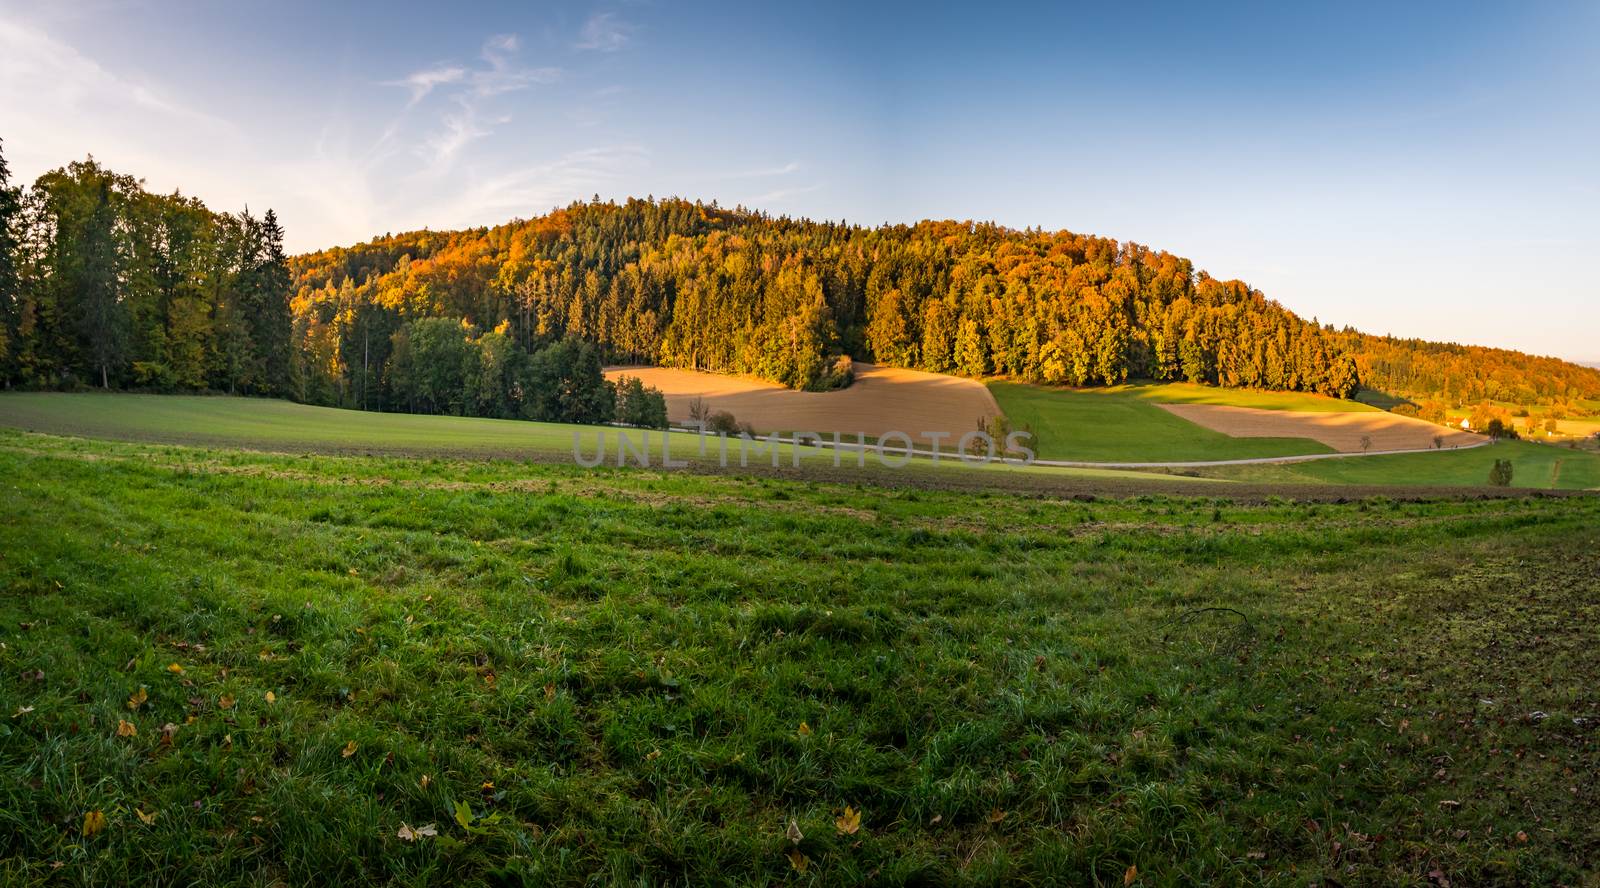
<box><xmin>101</xmin><ymin>364</ymin><xmax>108</xmax><ymax>389</ymax></box>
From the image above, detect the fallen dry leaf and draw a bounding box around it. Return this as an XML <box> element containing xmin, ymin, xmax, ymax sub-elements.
<box><xmin>396</xmin><ymin>822</ymin><xmax>438</xmax><ymax>842</ymax></box>
<box><xmin>1124</xmin><ymin>863</ymin><xmax>1138</xmax><ymax>885</ymax></box>
<box><xmin>127</xmin><ymin>687</ymin><xmax>148</xmax><ymax>710</ymax></box>
<box><xmin>988</xmin><ymin>808</ymin><xmax>1008</xmax><ymax>824</ymax></box>
<box><xmin>420</xmin><ymin>775</ymin><xmax>432</xmax><ymax>789</ymax></box>
<box><xmin>166</xmin><ymin>663</ymin><xmax>184</xmax><ymax>675</ymax></box>
<box><xmin>645</xmin><ymin>748</ymin><xmax>661</xmax><ymax>761</ymax></box>
<box><xmin>134</xmin><ymin>808</ymin><xmax>157</xmax><ymax>826</ymax></box>
<box><xmin>264</xmin><ymin>691</ymin><xmax>276</xmax><ymax>705</ymax></box>
<box><xmin>341</xmin><ymin>740</ymin><xmax>358</xmax><ymax>758</ymax></box>
<box><xmin>786</xmin><ymin>849</ymin><xmax>809</xmax><ymax>873</ymax></box>
<box><xmin>796</xmin><ymin>721</ymin><xmax>812</xmax><ymax>737</ymax></box>
<box><xmin>82</xmin><ymin>810</ymin><xmax>107</xmax><ymax>838</ymax></box>
<box><xmin>116</xmin><ymin>719</ymin><xmax>137</xmax><ymax>738</ymax></box>
<box><xmin>835</xmin><ymin>805</ymin><xmax>861</xmax><ymax>835</ymax></box>
<box><xmin>218</xmin><ymin>694</ymin><xmax>235</xmax><ymax>709</ymax></box>
<box><xmin>785</xmin><ymin>819</ymin><xmax>804</xmax><ymax>844</ymax></box>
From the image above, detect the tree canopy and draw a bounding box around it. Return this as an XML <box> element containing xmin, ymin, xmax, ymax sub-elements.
<box><xmin>4</xmin><ymin>144</ymin><xmax>1595</xmax><ymax>417</ymax></box>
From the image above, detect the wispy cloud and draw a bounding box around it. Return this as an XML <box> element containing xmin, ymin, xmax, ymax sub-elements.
<box><xmin>385</xmin><ymin>34</ymin><xmax>561</xmax><ymax>175</ymax></box>
<box><xmin>0</xmin><ymin>18</ymin><xmax>231</xmax><ymax>133</ymax></box>
<box><xmin>751</xmin><ymin>184</ymin><xmax>822</xmax><ymax>204</ymax></box>
<box><xmin>442</xmin><ymin>145</ymin><xmax>650</xmax><ymax>222</ymax></box>
<box><xmin>575</xmin><ymin>13</ymin><xmax>631</xmax><ymax>52</ymax></box>
<box><xmin>727</xmin><ymin>161</ymin><xmax>802</xmax><ymax>179</ymax></box>
<box><xmin>387</xmin><ymin>65</ymin><xmax>465</xmax><ymax>107</ymax></box>
<box><xmin>0</xmin><ymin>17</ymin><xmax>242</xmax><ymax>201</ymax></box>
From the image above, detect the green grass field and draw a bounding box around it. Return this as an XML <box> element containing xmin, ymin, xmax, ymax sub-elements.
<box><xmin>986</xmin><ymin>383</ymin><xmax>1338</xmax><ymax>462</ymax></box>
<box><xmin>2</xmin><ymin>431</ymin><xmax>1597</xmax><ymax>885</ymax></box>
<box><xmin>1183</xmin><ymin>439</ymin><xmax>1600</xmax><ymax>490</ymax></box>
<box><xmin>0</xmin><ymin>393</ymin><xmax>1226</xmax><ymax>496</ymax></box>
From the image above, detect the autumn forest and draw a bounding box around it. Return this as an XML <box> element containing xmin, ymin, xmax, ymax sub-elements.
<box><xmin>2</xmin><ymin>142</ymin><xmax>1597</xmax><ymax>421</ymax></box>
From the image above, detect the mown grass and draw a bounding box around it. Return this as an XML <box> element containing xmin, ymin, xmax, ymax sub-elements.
<box><xmin>1188</xmin><ymin>439</ymin><xmax>1600</xmax><ymax>491</ymax></box>
<box><xmin>0</xmin><ymin>393</ymin><xmax>1214</xmax><ymax>491</ymax></box>
<box><xmin>986</xmin><ymin>383</ymin><xmax>1335</xmax><ymax>462</ymax></box>
<box><xmin>2</xmin><ymin>430</ymin><xmax>1598</xmax><ymax>885</ymax></box>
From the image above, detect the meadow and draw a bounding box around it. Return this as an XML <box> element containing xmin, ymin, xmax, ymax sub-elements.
<box><xmin>1</xmin><ymin>429</ymin><xmax>1598</xmax><ymax>886</ymax></box>
<box><xmin>986</xmin><ymin>383</ymin><xmax>1338</xmax><ymax>462</ymax></box>
<box><xmin>1184</xmin><ymin>438</ymin><xmax>1600</xmax><ymax>491</ymax></box>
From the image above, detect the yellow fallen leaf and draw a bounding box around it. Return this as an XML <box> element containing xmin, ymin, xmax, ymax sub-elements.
<box><xmin>264</xmin><ymin>691</ymin><xmax>276</xmax><ymax>704</ymax></box>
<box><xmin>134</xmin><ymin>808</ymin><xmax>156</xmax><ymax>826</ymax></box>
<box><xmin>988</xmin><ymin>808</ymin><xmax>1007</xmax><ymax>824</ymax></box>
<box><xmin>127</xmin><ymin>687</ymin><xmax>148</xmax><ymax>710</ymax></box>
<box><xmin>218</xmin><ymin>694</ymin><xmax>235</xmax><ymax>709</ymax></box>
<box><xmin>341</xmin><ymin>740</ymin><xmax>358</xmax><ymax>758</ymax></box>
<box><xmin>786</xmin><ymin>849</ymin><xmax>809</xmax><ymax>873</ymax></box>
<box><xmin>419</xmin><ymin>775</ymin><xmax>432</xmax><ymax>789</ymax></box>
<box><xmin>166</xmin><ymin>663</ymin><xmax>184</xmax><ymax>675</ymax></box>
<box><xmin>835</xmin><ymin>805</ymin><xmax>861</xmax><ymax>835</ymax></box>
<box><xmin>1124</xmin><ymin>864</ymin><xmax>1138</xmax><ymax>885</ymax></box>
<box><xmin>796</xmin><ymin>721</ymin><xmax>812</xmax><ymax>737</ymax></box>
<box><xmin>82</xmin><ymin>810</ymin><xmax>107</xmax><ymax>838</ymax></box>
<box><xmin>116</xmin><ymin>719</ymin><xmax>137</xmax><ymax>738</ymax></box>
<box><xmin>645</xmin><ymin>748</ymin><xmax>661</xmax><ymax>761</ymax></box>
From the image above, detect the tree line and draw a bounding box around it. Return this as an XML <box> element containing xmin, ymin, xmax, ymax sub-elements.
<box><xmin>0</xmin><ymin>148</ymin><xmax>291</xmax><ymax>394</ymax></box>
<box><xmin>5</xmin><ymin>143</ymin><xmax>1596</xmax><ymax>416</ymax></box>
<box><xmin>0</xmin><ymin>142</ymin><xmax>665</xmax><ymax>428</ymax></box>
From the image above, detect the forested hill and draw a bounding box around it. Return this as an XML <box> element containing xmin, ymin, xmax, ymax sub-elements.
<box><xmin>3</xmin><ymin>142</ymin><xmax>1597</xmax><ymax>412</ymax></box>
<box><xmin>287</xmin><ymin>197</ymin><xmax>1600</xmax><ymax>407</ymax></box>
<box><xmin>287</xmin><ymin>197</ymin><xmax>1364</xmax><ymax>402</ymax></box>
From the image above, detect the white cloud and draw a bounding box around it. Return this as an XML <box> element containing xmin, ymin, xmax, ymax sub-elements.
<box><xmin>0</xmin><ymin>18</ymin><xmax>642</xmax><ymax>252</ymax></box>
<box><xmin>385</xmin><ymin>34</ymin><xmax>561</xmax><ymax>175</ymax></box>
<box><xmin>388</xmin><ymin>66</ymin><xmax>466</xmax><ymax>107</ymax></box>
<box><xmin>442</xmin><ymin>146</ymin><xmax>650</xmax><ymax>223</ymax></box>
<box><xmin>575</xmin><ymin>13</ymin><xmax>631</xmax><ymax>52</ymax></box>
<box><xmin>0</xmin><ymin>17</ymin><xmax>244</xmax><ymax>201</ymax></box>
<box><xmin>727</xmin><ymin>161</ymin><xmax>801</xmax><ymax>178</ymax></box>
<box><xmin>751</xmin><ymin>183</ymin><xmax>821</xmax><ymax>204</ymax></box>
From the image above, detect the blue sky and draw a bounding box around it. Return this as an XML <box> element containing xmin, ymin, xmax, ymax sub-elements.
<box><xmin>2</xmin><ymin>0</ymin><xmax>1596</xmax><ymax>362</ymax></box>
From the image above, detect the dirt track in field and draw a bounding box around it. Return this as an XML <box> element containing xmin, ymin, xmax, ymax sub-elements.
<box><xmin>605</xmin><ymin>364</ymin><xmax>1001</xmax><ymax>447</ymax></box>
<box><xmin>1156</xmin><ymin>403</ymin><xmax>1485</xmax><ymax>453</ymax></box>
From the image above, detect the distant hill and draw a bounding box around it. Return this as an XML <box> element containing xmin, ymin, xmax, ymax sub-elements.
<box><xmin>288</xmin><ymin>198</ymin><xmax>1600</xmax><ymax>410</ymax></box>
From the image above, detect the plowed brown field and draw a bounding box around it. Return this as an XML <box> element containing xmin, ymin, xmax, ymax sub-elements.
<box><xmin>605</xmin><ymin>364</ymin><xmax>1000</xmax><ymax>446</ymax></box>
<box><xmin>1156</xmin><ymin>403</ymin><xmax>1484</xmax><ymax>453</ymax></box>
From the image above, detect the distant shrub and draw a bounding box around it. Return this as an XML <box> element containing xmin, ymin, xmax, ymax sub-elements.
<box><xmin>705</xmin><ymin>410</ymin><xmax>741</xmax><ymax>435</ymax></box>
<box><xmin>806</xmin><ymin>355</ymin><xmax>854</xmax><ymax>392</ymax></box>
<box><xmin>1488</xmin><ymin>459</ymin><xmax>1514</xmax><ymax>487</ymax></box>
<box><xmin>613</xmin><ymin>375</ymin><xmax>668</xmax><ymax>429</ymax></box>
